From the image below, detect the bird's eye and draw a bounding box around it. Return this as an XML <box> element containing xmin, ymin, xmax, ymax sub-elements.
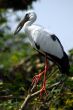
<box><xmin>25</xmin><ymin>14</ymin><xmax>29</xmax><ymax>18</ymax></box>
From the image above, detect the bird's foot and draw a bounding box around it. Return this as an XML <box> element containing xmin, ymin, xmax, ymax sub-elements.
<box><xmin>32</xmin><ymin>70</ymin><xmax>45</xmax><ymax>85</ymax></box>
<box><xmin>32</xmin><ymin>56</ymin><xmax>49</xmax><ymax>96</ymax></box>
<box><xmin>39</xmin><ymin>61</ymin><xmax>48</xmax><ymax>96</ymax></box>
<box><xmin>40</xmin><ymin>81</ymin><xmax>47</xmax><ymax>97</ymax></box>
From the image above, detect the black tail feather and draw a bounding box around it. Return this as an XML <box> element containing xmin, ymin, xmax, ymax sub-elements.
<box><xmin>59</xmin><ymin>52</ymin><xmax>70</xmax><ymax>75</ymax></box>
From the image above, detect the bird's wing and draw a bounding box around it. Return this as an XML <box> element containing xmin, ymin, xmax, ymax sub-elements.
<box><xmin>32</xmin><ymin>29</ymin><xmax>64</xmax><ymax>59</ymax></box>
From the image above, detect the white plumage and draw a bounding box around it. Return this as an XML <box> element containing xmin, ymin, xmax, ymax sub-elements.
<box><xmin>14</xmin><ymin>11</ymin><xmax>69</xmax><ymax>75</ymax></box>
<box><xmin>26</xmin><ymin>25</ymin><xmax>63</xmax><ymax>58</ymax></box>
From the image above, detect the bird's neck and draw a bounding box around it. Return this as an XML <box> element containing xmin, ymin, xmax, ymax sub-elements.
<box><xmin>24</xmin><ymin>20</ymin><xmax>36</xmax><ymax>48</ymax></box>
<box><xmin>24</xmin><ymin>20</ymin><xmax>34</xmax><ymax>30</ymax></box>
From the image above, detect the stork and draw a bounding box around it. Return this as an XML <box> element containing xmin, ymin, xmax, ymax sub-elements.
<box><xmin>14</xmin><ymin>11</ymin><xmax>70</xmax><ymax>95</ymax></box>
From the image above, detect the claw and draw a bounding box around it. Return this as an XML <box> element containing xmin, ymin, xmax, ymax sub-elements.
<box><xmin>32</xmin><ymin>75</ymin><xmax>40</xmax><ymax>84</ymax></box>
<box><xmin>32</xmin><ymin>70</ymin><xmax>45</xmax><ymax>84</ymax></box>
<box><xmin>40</xmin><ymin>81</ymin><xmax>47</xmax><ymax>97</ymax></box>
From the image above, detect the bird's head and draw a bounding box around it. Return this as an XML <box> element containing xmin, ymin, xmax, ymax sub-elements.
<box><xmin>14</xmin><ymin>11</ymin><xmax>37</xmax><ymax>35</ymax></box>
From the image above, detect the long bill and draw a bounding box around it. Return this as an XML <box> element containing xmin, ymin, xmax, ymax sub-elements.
<box><xmin>14</xmin><ymin>17</ymin><xmax>27</xmax><ymax>35</ymax></box>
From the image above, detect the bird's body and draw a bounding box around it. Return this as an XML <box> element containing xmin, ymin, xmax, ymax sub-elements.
<box><xmin>25</xmin><ymin>25</ymin><xmax>63</xmax><ymax>59</ymax></box>
<box><xmin>24</xmin><ymin>24</ymin><xmax>69</xmax><ymax>74</ymax></box>
<box><xmin>14</xmin><ymin>11</ymin><xmax>70</xmax><ymax>95</ymax></box>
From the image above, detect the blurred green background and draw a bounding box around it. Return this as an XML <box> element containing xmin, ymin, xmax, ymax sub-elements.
<box><xmin>0</xmin><ymin>0</ymin><xmax>73</xmax><ymax>110</ymax></box>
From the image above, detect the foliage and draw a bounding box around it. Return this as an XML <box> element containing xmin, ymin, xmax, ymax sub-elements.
<box><xmin>0</xmin><ymin>9</ymin><xmax>73</xmax><ymax>110</ymax></box>
<box><xmin>0</xmin><ymin>0</ymin><xmax>38</xmax><ymax>10</ymax></box>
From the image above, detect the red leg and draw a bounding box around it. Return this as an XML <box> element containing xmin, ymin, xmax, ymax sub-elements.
<box><xmin>40</xmin><ymin>57</ymin><xmax>48</xmax><ymax>96</ymax></box>
<box><xmin>32</xmin><ymin>56</ymin><xmax>49</xmax><ymax>96</ymax></box>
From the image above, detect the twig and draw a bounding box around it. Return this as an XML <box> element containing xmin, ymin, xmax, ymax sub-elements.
<box><xmin>19</xmin><ymin>94</ymin><xmax>31</xmax><ymax>110</ymax></box>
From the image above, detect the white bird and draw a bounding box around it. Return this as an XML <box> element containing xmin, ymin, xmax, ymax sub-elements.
<box><xmin>14</xmin><ymin>11</ymin><xmax>70</xmax><ymax>95</ymax></box>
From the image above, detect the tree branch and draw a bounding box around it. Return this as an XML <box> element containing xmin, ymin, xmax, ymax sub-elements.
<box><xmin>19</xmin><ymin>81</ymin><xmax>61</xmax><ymax>110</ymax></box>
